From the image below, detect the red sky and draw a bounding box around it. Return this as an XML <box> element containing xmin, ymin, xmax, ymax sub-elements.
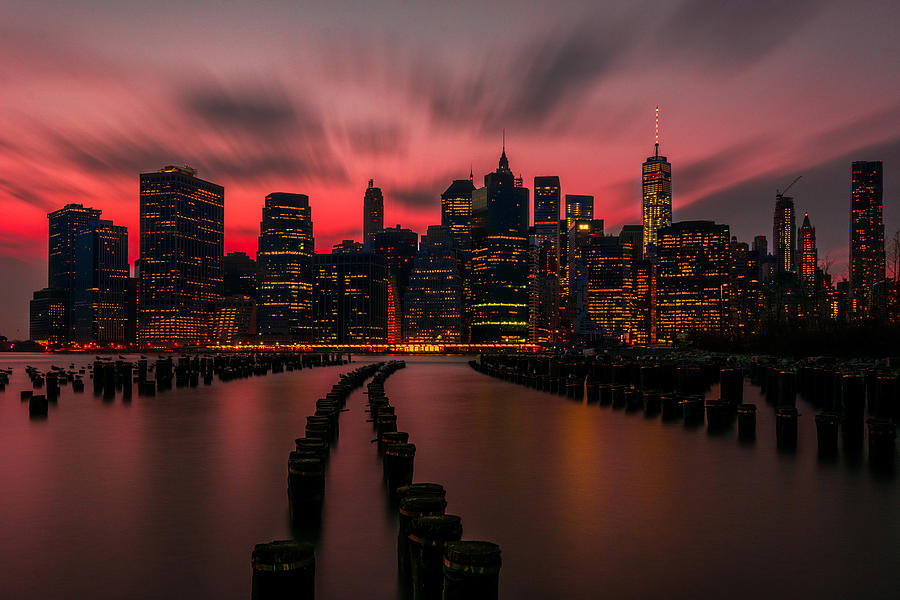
<box><xmin>1</xmin><ymin>0</ymin><xmax>899</xmax><ymax>337</ymax></box>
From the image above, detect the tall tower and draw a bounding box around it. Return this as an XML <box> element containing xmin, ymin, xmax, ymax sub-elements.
<box><xmin>138</xmin><ymin>165</ymin><xmax>224</xmax><ymax>346</ymax></box>
<box><xmin>257</xmin><ymin>193</ymin><xmax>315</xmax><ymax>342</ymax></box>
<box><xmin>441</xmin><ymin>177</ymin><xmax>476</xmax><ymax>254</ymax></box>
<box><xmin>534</xmin><ymin>176</ymin><xmax>561</xmax><ymax>253</ymax></box>
<box><xmin>73</xmin><ymin>220</ymin><xmax>129</xmax><ymax>345</ymax></box>
<box><xmin>564</xmin><ymin>194</ymin><xmax>593</xmax><ymax>230</ymax></box>
<box><xmin>363</xmin><ymin>179</ymin><xmax>384</xmax><ymax>250</ymax></box>
<box><xmin>798</xmin><ymin>213</ymin><xmax>817</xmax><ymax>287</ymax></box>
<box><xmin>47</xmin><ymin>203</ymin><xmax>102</xmax><ymax>341</ymax></box>
<box><xmin>470</xmin><ymin>142</ymin><xmax>530</xmax><ymax>343</ymax></box>
<box><xmin>773</xmin><ymin>193</ymin><xmax>796</xmax><ymax>273</ymax></box>
<box><xmin>641</xmin><ymin>106</ymin><xmax>672</xmax><ymax>258</ymax></box>
<box><xmin>849</xmin><ymin>161</ymin><xmax>885</xmax><ymax>316</ymax></box>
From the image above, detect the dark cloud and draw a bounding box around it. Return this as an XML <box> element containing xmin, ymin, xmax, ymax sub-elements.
<box><xmin>389</xmin><ymin>170</ymin><xmax>465</xmax><ymax>209</ymax></box>
<box><xmin>404</xmin><ymin>21</ymin><xmax>632</xmax><ymax>133</ymax></box>
<box><xmin>181</xmin><ymin>80</ymin><xmax>318</xmax><ymax>135</ymax></box>
<box><xmin>659</xmin><ymin>0</ymin><xmax>832</xmax><ymax>73</ymax></box>
<box><xmin>677</xmin><ymin>135</ymin><xmax>772</xmax><ymax>195</ymax></box>
<box><xmin>340</xmin><ymin>120</ymin><xmax>410</xmax><ymax>156</ymax></box>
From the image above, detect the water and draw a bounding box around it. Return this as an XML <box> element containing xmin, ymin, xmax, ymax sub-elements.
<box><xmin>1</xmin><ymin>354</ymin><xmax>898</xmax><ymax>599</ymax></box>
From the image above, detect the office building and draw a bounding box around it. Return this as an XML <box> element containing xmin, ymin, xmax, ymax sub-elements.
<box><xmin>565</xmin><ymin>194</ymin><xmax>593</xmax><ymax>230</ymax></box>
<box><xmin>403</xmin><ymin>226</ymin><xmax>462</xmax><ymax>343</ymax></box>
<box><xmin>655</xmin><ymin>221</ymin><xmax>729</xmax><ymax>344</ymax></box>
<box><xmin>470</xmin><ymin>145</ymin><xmax>530</xmax><ymax>343</ymax></box>
<box><xmin>849</xmin><ymin>161</ymin><xmax>885</xmax><ymax>316</ymax></box>
<box><xmin>314</xmin><ymin>251</ymin><xmax>388</xmax><ymax>344</ymax></box>
<box><xmin>363</xmin><ymin>179</ymin><xmax>384</xmax><ymax>250</ymax></box>
<box><xmin>72</xmin><ymin>220</ymin><xmax>129</xmax><ymax>345</ymax></box>
<box><xmin>441</xmin><ymin>176</ymin><xmax>476</xmax><ymax>255</ymax></box>
<box><xmin>256</xmin><ymin>193</ymin><xmax>315</xmax><ymax>343</ymax></box>
<box><xmin>138</xmin><ymin>165</ymin><xmax>224</xmax><ymax>346</ymax></box>
<box><xmin>773</xmin><ymin>193</ymin><xmax>796</xmax><ymax>273</ymax></box>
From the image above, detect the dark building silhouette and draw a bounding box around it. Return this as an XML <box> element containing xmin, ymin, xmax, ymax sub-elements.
<box><xmin>441</xmin><ymin>176</ymin><xmax>476</xmax><ymax>254</ymax></box>
<box><xmin>332</xmin><ymin>239</ymin><xmax>363</xmax><ymax>254</ymax></box>
<box><xmin>138</xmin><ymin>165</ymin><xmax>224</xmax><ymax>346</ymax></box>
<box><xmin>256</xmin><ymin>193</ymin><xmax>315</xmax><ymax>342</ymax></box>
<box><xmin>403</xmin><ymin>225</ymin><xmax>462</xmax><ymax>343</ymax></box>
<box><xmin>753</xmin><ymin>235</ymin><xmax>768</xmax><ymax>262</ymax></box>
<box><xmin>47</xmin><ymin>203</ymin><xmax>102</xmax><ymax>341</ymax></box>
<box><xmin>363</xmin><ymin>179</ymin><xmax>384</xmax><ymax>251</ymax></box>
<box><xmin>314</xmin><ymin>250</ymin><xmax>388</xmax><ymax>344</ymax></box>
<box><xmin>470</xmin><ymin>145</ymin><xmax>530</xmax><ymax>343</ymax></box>
<box><xmin>656</xmin><ymin>221</ymin><xmax>729</xmax><ymax>344</ymax></box>
<box><xmin>849</xmin><ymin>161</ymin><xmax>885</xmax><ymax>317</ymax></box>
<box><xmin>29</xmin><ymin>288</ymin><xmax>67</xmax><ymax>345</ymax></box>
<box><xmin>773</xmin><ymin>193</ymin><xmax>796</xmax><ymax>274</ymax></box>
<box><xmin>223</xmin><ymin>251</ymin><xmax>258</xmax><ymax>299</ymax></box>
<box><xmin>373</xmin><ymin>225</ymin><xmax>418</xmax><ymax>342</ymax></box>
<box><xmin>72</xmin><ymin>219</ymin><xmax>129</xmax><ymax>345</ymax></box>
<box><xmin>564</xmin><ymin>194</ymin><xmax>593</xmax><ymax>231</ymax></box>
<box><xmin>210</xmin><ymin>296</ymin><xmax>256</xmax><ymax>345</ymax></box>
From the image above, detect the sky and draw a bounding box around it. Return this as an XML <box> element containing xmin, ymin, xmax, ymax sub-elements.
<box><xmin>1</xmin><ymin>0</ymin><xmax>898</xmax><ymax>337</ymax></box>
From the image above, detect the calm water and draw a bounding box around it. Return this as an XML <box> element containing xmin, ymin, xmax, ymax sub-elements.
<box><xmin>0</xmin><ymin>354</ymin><xmax>898</xmax><ymax>599</ymax></box>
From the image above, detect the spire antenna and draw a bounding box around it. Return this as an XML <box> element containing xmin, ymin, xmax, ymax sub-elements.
<box><xmin>502</xmin><ymin>128</ymin><xmax>505</xmax><ymax>152</ymax></box>
<box><xmin>655</xmin><ymin>105</ymin><xmax>660</xmax><ymax>158</ymax></box>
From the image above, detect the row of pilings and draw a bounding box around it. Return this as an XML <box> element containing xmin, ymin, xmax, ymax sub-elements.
<box><xmin>365</xmin><ymin>362</ymin><xmax>502</xmax><ymax>600</ymax></box>
<box><xmin>251</xmin><ymin>359</ymin><xmax>503</xmax><ymax>599</ymax></box>
<box><xmin>471</xmin><ymin>354</ymin><xmax>897</xmax><ymax>470</ymax></box>
<box><xmin>252</xmin><ymin>361</ymin><xmax>381</xmax><ymax>600</ymax></box>
<box><xmin>11</xmin><ymin>353</ymin><xmax>349</xmax><ymax>420</ymax></box>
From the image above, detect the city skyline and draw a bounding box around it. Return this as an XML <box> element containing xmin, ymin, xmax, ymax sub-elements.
<box><xmin>2</xmin><ymin>0</ymin><xmax>900</xmax><ymax>336</ymax></box>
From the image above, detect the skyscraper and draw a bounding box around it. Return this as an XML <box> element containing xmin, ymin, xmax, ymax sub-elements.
<box><xmin>576</xmin><ymin>235</ymin><xmax>632</xmax><ymax>340</ymax></box>
<box><xmin>798</xmin><ymin>213</ymin><xmax>817</xmax><ymax>288</ymax></box>
<box><xmin>849</xmin><ymin>161</ymin><xmax>885</xmax><ymax>316</ymax></box>
<box><xmin>223</xmin><ymin>251</ymin><xmax>258</xmax><ymax>299</ymax></box>
<box><xmin>530</xmin><ymin>176</ymin><xmax>562</xmax><ymax>343</ymax></box>
<box><xmin>29</xmin><ymin>288</ymin><xmax>67</xmax><ymax>345</ymax></box>
<box><xmin>441</xmin><ymin>176</ymin><xmax>476</xmax><ymax>254</ymax></box>
<box><xmin>773</xmin><ymin>193</ymin><xmax>796</xmax><ymax>273</ymax></box>
<box><xmin>47</xmin><ymin>203</ymin><xmax>102</xmax><ymax>341</ymax></box>
<box><xmin>256</xmin><ymin>193</ymin><xmax>315</xmax><ymax>342</ymax></box>
<box><xmin>656</xmin><ymin>221</ymin><xmax>729</xmax><ymax>344</ymax></box>
<box><xmin>564</xmin><ymin>194</ymin><xmax>593</xmax><ymax>230</ymax></box>
<box><xmin>403</xmin><ymin>225</ymin><xmax>462</xmax><ymax>343</ymax></box>
<box><xmin>138</xmin><ymin>165</ymin><xmax>224</xmax><ymax>346</ymax></box>
<box><xmin>72</xmin><ymin>219</ymin><xmax>129</xmax><ymax>345</ymax></box>
<box><xmin>363</xmin><ymin>179</ymin><xmax>384</xmax><ymax>250</ymax></box>
<box><xmin>373</xmin><ymin>225</ymin><xmax>419</xmax><ymax>343</ymax></box>
<box><xmin>641</xmin><ymin>109</ymin><xmax>672</xmax><ymax>259</ymax></box>
<box><xmin>470</xmin><ymin>145</ymin><xmax>530</xmax><ymax>343</ymax></box>
<box><xmin>314</xmin><ymin>250</ymin><xmax>388</xmax><ymax>344</ymax></box>
<box><xmin>534</xmin><ymin>176</ymin><xmax>561</xmax><ymax>252</ymax></box>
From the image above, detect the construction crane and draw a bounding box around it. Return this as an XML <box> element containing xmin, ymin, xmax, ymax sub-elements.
<box><xmin>776</xmin><ymin>175</ymin><xmax>802</xmax><ymax>198</ymax></box>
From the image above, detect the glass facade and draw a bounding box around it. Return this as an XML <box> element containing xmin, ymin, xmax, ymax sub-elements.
<box><xmin>403</xmin><ymin>226</ymin><xmax>462</xmax><ymax>343</ymax></box>
<box><xmin>773</xmin><ymin>194</ymin><xmax>795</xmax><ymax>273</ymax></box>
<box><xmin>656</xmin><ymin>221</ymin><xmax>729</xmax><ymax>344</ymax></box>
<box><xmin>47</xmin><ymin>203</ymin><xmax>102</xmax><ymax>341</ymax></box>
<box><xmin>313</xmin><ymin>251</ymin><xmax>388</xmax><ymax>344</ymax></box>
<box><xmin>73</xmin><ymin>220</ymin><xmax>129</xmax><ymax>345</ymax></box>
<box><xmin>564</xmin><ymin>194</ymin><xmax>593</xmax><ymax>231</ymax></box>
<box><xmin>849</xmin><ymin>161</ymin><xmax>884</xmax><ymax>316</ymax></box>
<box><xmin>470</xmin><ymin>149</ymin><xmax>530</xmax><ymax>343</ymax></box>
<box><xmin>138</xmin><ymin>165</ymin><xmax>224</xmax><ymax>347</ymax></box>
<box><xmin>641</xmin><ymin>151</ymin><xmax>672</xmax><ymax>258</ymax></box>
<box><xmin>256</xmin><ymin>193</ymin><xmax>315</xmax><ymax>343</ymax></box>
